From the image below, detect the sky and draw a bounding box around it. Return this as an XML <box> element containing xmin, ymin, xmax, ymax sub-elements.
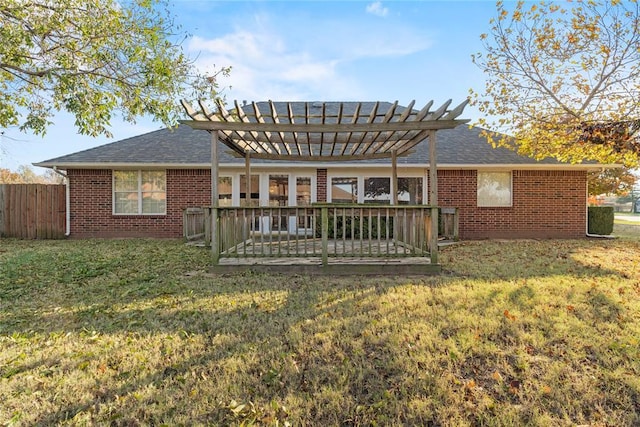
<box><xmin>0</xmin><ymin>0</ymin><xmax>499</xmax><ymax>172</ymax></box>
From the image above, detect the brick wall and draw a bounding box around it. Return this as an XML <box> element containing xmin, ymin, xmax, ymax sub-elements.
<box><xmin>68</xmin><ymin>168</ymin><xmax>587</xmax><ymax>239</ymax></box>
<box><xmin>68</xmin><ymin>169</ymin><xmax>211</xmax><ymax>238</ymax></box>
<box><xmin>317</xmin><ymin>169</ymin><xmax>327</xmax><ymax>202</ymax></box>
<box><xmin>437</xmin><ymin>169</ymin><xmax>587</xmax><ymax>239</ymax></box>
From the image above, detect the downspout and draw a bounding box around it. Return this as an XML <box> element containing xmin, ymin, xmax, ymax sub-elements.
<box><xmin>53</xmin><ymin>167</ymin><xmax>70</xmax><ymax>237</ymax></box>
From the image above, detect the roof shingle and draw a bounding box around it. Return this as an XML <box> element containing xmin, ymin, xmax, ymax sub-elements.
<box><xmin>35</xmin><ymin>123</ymin><xmax>565</xmax><ymax>167</ymax></box>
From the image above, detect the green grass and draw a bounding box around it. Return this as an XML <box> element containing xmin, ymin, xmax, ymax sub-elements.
<box><xmin>1</xmin><ymin>235</ymin><xmax>639</xmax><ymax>426</ymax></box>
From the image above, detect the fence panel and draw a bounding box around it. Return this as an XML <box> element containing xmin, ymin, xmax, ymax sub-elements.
<box><xmin>0</xmin><ymin>184</ymin><xmax>66</xmax><ymax>239</ymax></box>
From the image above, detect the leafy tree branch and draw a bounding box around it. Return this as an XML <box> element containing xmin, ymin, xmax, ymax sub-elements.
<box><xmin>0</xmin><ymin>0</ymin><xmax>230</xmax><ymax>137</ymax></box>
<box><xmin>471</xmin><ymin>0</ymin><xmax>640</xmax><ymax>167</ymax></box>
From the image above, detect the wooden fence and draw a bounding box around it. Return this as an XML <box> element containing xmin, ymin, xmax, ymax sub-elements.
<box><xmin>0</xmin><ymin>184</ymin><xmax>66</xmax><ymax>239</ymax></box>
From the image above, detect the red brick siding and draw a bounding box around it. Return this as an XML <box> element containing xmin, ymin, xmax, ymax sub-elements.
<box><xmin>317</xmin><ymin>169</ymin><xmax>327</xmax><ymax>202</ymax></box>
<box><xmin>68</xmin><ymin>168</ymin><xmax>587</xmax><ymax>239</ymax></box>
<box><xmin>68</xmin><ymin>169</ymin><xmax>211</xmax><ymax>238</ymax></box>
<box><xmin>437</xmin><ymin>170</ymin><xmax>587</xmax><ymax>239</ymax></box>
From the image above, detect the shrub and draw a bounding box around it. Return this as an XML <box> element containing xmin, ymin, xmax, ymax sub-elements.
<box><xmin>588</xmin><ymin>206</ymin><xmax>614</xmax><ymax>235</ymax></box>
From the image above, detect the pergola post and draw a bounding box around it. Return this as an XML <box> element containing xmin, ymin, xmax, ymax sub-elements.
<box><xmin>429</xmin><ymin>130</ymin><xmax>438</xmax><ymax>265</ymax></box>
<box><xmin>245</xmin><ymin>152</ymin><xmax>251</xmax><ymax>205</ymax></box>
<box><xmin>391</xmin><ymin>150</ymin><xmax>398</xmax><ymax>205</ymax></box>
<box><xmin>211</xmin><ymin>131</ymin><xmax>219</xmax><ymax>264</ymax></box>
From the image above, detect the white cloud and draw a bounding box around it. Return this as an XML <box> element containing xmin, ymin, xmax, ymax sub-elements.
<box><xmin>186</xmin><ymin>11</ymin><xmax>432</xmax><ymax>103</ymax></box>
<box><xmin>366</xmin><ymin>1</ymin><xmax>388</xmax><ymax>17</ymax></box>
<box><xmin>187</xmin><ymin>27</ymin><xmax>364</xmax><ymax>102</ymax></box>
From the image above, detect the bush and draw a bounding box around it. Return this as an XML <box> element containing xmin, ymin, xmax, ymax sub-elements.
<box><xmin>588</xmin><ymin>206</ymin><xmax>614</xmax><ymax>235</ymax></box>
<box><xmin>315</xmin><ymin>214</ymin><xmax>393</xmax><ymax>239</ymax></box>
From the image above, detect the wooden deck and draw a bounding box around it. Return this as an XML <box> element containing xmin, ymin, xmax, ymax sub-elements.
<box><xmin>213</xmin><ymin>256</ymin><xmax>439</xmax><ymax>276</ymax></box>
<box><xmin>220</xmin><ymin>236</ymin><xmax>427</xmax><ymax>257</ymax></box>
<box><xmin>185</xmin><ymin>205</ymin><xmax>458</xmax><ymax>275</ymax></box>
<box><xmin>189</xmin><ymin>238</ymin><xmax>443</xmax><ymax>275</ymax></box>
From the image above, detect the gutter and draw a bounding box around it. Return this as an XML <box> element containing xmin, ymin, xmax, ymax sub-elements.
<box><xmin>52</xmin><ymin>167</ymin><xmax>70</xmax><ymax>237</ymax></box>
<box><xmin>32</xmin><ymin>161</ymin><xmax>617</xmax><ymax>171</ymax></box>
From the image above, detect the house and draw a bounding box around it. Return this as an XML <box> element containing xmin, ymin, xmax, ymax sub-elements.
<box><xmin>34</xmin><ymin>101</ymin><xmax>601</xmax><ymax>242</ymax></box>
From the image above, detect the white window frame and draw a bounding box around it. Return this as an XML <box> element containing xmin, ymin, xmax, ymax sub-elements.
<box><xmin>327</xmin><ymin>172</ymin><xmax>427</xmax><ymax>205</ymax></box>
<box><xmin>113</xmin><ymin>170</ymin><xmax>166</xmax><ymax>215</ymax></box>
<box><xmin>328</xmin><ymin>175</ymin><xmax>359</xmax><ymax>203</ymax></box>
<box><xmin>477</xmin><ymin>171</ymin><xmax>512</xmax><ymax>207</ymax></box>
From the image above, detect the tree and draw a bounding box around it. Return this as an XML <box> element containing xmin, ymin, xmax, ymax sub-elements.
<box><xmin>0</xmin><ymin>0</ymin><xmax>228</xmax><ymax>138</ymax></box>
<box><xmin>588</xmin><ymin>167</ymin><xmax>637</xmax><ymax>196</ymax></box>
<box><xmin>471</xmin><ymin>0</ymin><xmax>640</xmax><ymax>168</ymax></box>
<box><xmin>0</xmin><ymin>165</ymin><xmax>64</xmax><ymax>183</ymax></box>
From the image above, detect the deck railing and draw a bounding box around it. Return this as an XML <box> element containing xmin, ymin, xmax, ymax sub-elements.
<box><xmin>184</xmin><ymin>205</ymin><xmax>458</xmax><ymax>265</ymax></box>
<box><xmin>183</xmin><ymin>207</ymin><xmax>206</xmax><ymax>241</ymax></box>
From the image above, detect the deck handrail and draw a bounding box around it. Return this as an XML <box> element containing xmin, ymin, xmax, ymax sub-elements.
<box><xmin>185</xmin><ymin>205</ymin><xmax>458</xmax><ymax>266</ymax></box>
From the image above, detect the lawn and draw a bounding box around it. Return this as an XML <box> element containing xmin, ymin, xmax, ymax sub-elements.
<box><xmin>1</xmin><ymin>227</ymin><xmax>639</xmax><ymax>426</ymax></box>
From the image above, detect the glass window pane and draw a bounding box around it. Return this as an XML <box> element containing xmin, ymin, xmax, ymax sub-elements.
<box><xmin>114</xmin><ymin>171</ymin><xmax>138</xmax><ymax>192</ymax></box>
<box><xmin>142</xmin><ymin>171</ymin><xmax>166</xmax><ymax>192</ymax></box>
<box><xmin>114</xmin><ymin>191</ymin><xmax>138</xmax><ymax>214</ymax></box>
<box><xmin>142</xmin><ymin>191</ymin><xmax>166</xmax><ymax>214</ymax></box>
<box><xmin>478</xmin><ymin>171</ymin><xmax>512</xmax><ymax>207</ymax></box>
<box><xmin>331</xmin><ymin>177</ymin><xmax>358</xmax><ymax>203</ymax></box>
<box><xmin>296</xmin><ymin>177</ymin><xmax>311</xmax><ymax>206</ymax></box>
<box><xmin>364</xmin><ymin>177</ymin><xmax>391</xmax><ymax>204</ymax></box>
<box><xmin>219</xmin><ymin>176</ymin><xmax>232</xmax><ymax>206</ymax></box>
<box><xmin>397</xmin><ymin>177</ymin><xmax>423</xmax><ymax>205</ymax></box>
<box><xmin>269</xmin><ymin>174</ymin><xmax>289</xmax><ymax>207</ymax></box>
<box><xmin>240</xmin><ymin>174</ymin><xmax>260</xmax><ymax>206</ymax></box>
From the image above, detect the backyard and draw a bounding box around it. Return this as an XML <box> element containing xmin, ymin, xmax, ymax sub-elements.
<box><xmin>1</xmin><ymin>224</ymin><xmax>639</xmax><ymax>426</ymax></box>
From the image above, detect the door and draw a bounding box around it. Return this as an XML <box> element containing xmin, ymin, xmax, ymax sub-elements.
<box><xmin>290</xmin><ymin>176</ymin><xmax>313</xmax><ymax>234</ymax></box>
<box><xmin>269</xmin><ymin>174</ymin><xmax>289</xmax><ymax>231</ymax></box>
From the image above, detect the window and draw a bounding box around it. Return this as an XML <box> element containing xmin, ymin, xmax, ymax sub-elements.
<box><xmin>113</xmin><ymin>170</ymin><xmax>166</xmax><ymax>214</ymax></box>
<box><xmin>331</xmin><ymin>177</ymin><xmax>358</xmax><ymax>203</ymax></box>
<box><xmin>240</xmin><ymin>174</ymin><xmax>260</xmax><ymax>206</ymax></box>
<box><xmin>364</xmin><ymin>177</ymin><xmax>391</xmax><ymax>204</ymax></box>
<box><xmin>269</xmin><ymin>174</ymin><xmax>289</xmax><ymax>231</ymax></box>
<box><xmin>269</xmin><ymin>174</ymin><xmax>289</xmax><ymax>207</ymax></box>
<box><xmin>397</xmin><ymin>177</ymin><xmax>423</xmax><ymax>205</ymax></box>
<box><xmin>218</xmin><ymin>176</ymin><xmax>232</xmax><ymax>206</ymax></box>
<box><xmin>296</xmin><ymin>177</ymin><xmax>312</xmax><ymax>206</ymax></box>
<box><xmin>477</xmin><ymin>171</ymin><xmax>512</xmax><ymax>207</ymax></box>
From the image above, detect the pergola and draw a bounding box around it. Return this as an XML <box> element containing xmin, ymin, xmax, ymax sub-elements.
<box><xmin>180</xmin><ymin>99</ymin><xmax>469</xmax><ymax>272</ymax></box>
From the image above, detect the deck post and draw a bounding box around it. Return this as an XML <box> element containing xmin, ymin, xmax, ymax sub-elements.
<box><xmin>204</xmin><ymin>208</ymin><xmax>211</xmax><ymax>247</ymax></box>
<box><xmin>321</xmin><ymin>206</ymin><xmax>329</xmax><ymax>266</ymax></box>
<box><xmin>211</xmin><ymin>131</ymin><xmax>220</xmax><ymax>264</ymax></box>
<box><xmin>429</xmin><ymin>130</ymin><xmax>438</xmax><ymax>265</ymax></box>
<box><xmin>453</xmin><ymin>208</ymin><xmax>459</xmax><ymax>241</ymax></box>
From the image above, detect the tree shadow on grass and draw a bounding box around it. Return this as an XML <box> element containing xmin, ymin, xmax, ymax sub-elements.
<box><xmin>2</xmin><ymin>239</ymin><xmax>639</xmax><ymax>425</ymax></box>
<box><xmin>5</xmin><ymin>273</ymin><xmax>431</xmax><ymax>425</ymax></box>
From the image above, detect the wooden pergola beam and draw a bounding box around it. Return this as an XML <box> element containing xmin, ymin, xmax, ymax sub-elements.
<box><xmin>225</xmin><ymin>151</ymin><xmax>407</xmax><ymax>161</ymax></box>
<box><xmin>179</xmin><ymin>118</ymin><xmax>469</xmax><ymax>133</ymax></box>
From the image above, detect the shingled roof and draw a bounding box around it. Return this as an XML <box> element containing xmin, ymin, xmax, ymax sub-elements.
<box><xmin>35</xmin><ymin>123</ymin><xmax>576</xmax><ymax>168</ymax></box>
<box><xmin>35</xmin><ymin>101</ymin><xmax>589</xmax><ymax>169</ymax></box>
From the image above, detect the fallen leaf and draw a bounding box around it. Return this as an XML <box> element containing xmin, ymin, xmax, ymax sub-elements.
<box><xmin>504</xmin><ymin>310</ymin><xmax>516</xmax><ymax>321</ymax></box>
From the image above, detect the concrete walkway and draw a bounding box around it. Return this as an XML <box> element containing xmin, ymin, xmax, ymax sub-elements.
<box><xmin>616</xmin><ymin>214</ymin><xmax>640</xmax><ymax>223</ymax></box>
